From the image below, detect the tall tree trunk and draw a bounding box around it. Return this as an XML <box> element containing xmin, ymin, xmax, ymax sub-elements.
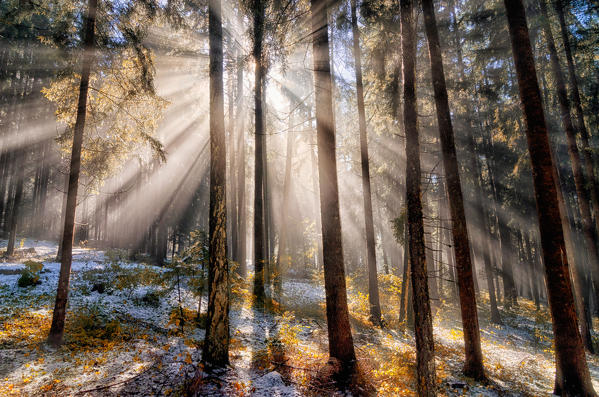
<box><xmin>202</xmin><ymin>0</ymin><xmax>229</xmax><ymax>368</ymax></box>
<box><xmin>499</xmin><ymin>222</ymin><xmax>517</xmax><ymax>308</ymax></box>
<box><xmin>540</xmin><ymin>0</ymin><xmax>595</xmax><ymax>354</ymax></box>
<box><xmin>309</xmin><ymin>120</ymin><xmax>324</xmax><ymax>270</ymax></box>
<box><xmin>399</xmin><ymin>220</ymin><xmax>410</xmax><ymax>324</ymax></box>
<box><xmin>6</xmin><ymin>149</ymin><xmax>24</xmax><ymax>257</ymax></box>
<box><xmin>554</xmin><ymin>0</ymin><xmax>599</xmax><ymax>245</ymax></box>
<box><xmin>310</xmin><ymin>0</ymin><xmax>356</xmax><ymax>369</ymax></box>
<box><xmin>275</xmin><ymin>101</ymin><xmax>295</xmax><ymax>299</ymax></box>
<box><xmin>236</xmin><ymin>54</ymin><xmax>247</xmax><ymax>277</ymax></box>
<box><xmin>253</xmin><ymin>0</ymin><xmax>267</xmax><ymax>303</ymax></box>
<box><xmin>451</xmin><ymin>0</ymin><xmax>500</xmax><ymax>322</ymax></box>
<box><xmin>503</xmin><ymin>0</ymin><xmax>595</xmax><ymax>394</ymax></box>
<box><xmin>351</xmin><ymin>0</ymin><xmax>381</xmax><ymax>325</ymax></box>
<box><xmin>421</xmin><ymin>0</ymin><xmax>485</xmax><ymax>380</ymax></box>
<box><xmin>469</xmin><ymin>132</ymin><xmax>501</xmax><ymax>324</ymax></box>
<box><xmin>47</xmin><ymin>0</ymin><xmax>97</xmax><ymax>346</ymax></box>
<box><xmin>401</xmin><ymin>0</ymin><xmax>436</xmax><ymax>394</ymax></box>
<box><xmin>228</xmin><ymin>49</ymin><xmax>238</xmax><ymax>264</ymax></box>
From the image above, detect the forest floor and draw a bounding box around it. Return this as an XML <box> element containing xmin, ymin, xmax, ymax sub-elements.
<box><xmin>0</xmin><ymin>239</ymin><xmax>598</xmax><ymax>396</ymax></box>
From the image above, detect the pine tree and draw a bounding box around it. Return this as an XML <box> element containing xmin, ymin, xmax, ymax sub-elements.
<box><xmin>503</xmin><ymin>0</ymin><xmax>595</xmax><ymax>394</ymax></box>
<box><xmin>310</xmin><ymin>0</ymin><xmax>356</xmax><ymax>371</ymax></box>
<box><xmin>47</xmin><ymin>0</ymin><xmax>97</xmax><ymax>346</ymax></box>
<box><xmin>401</xmin><ymin>0</ymin><xmax>436</xmax><ymax>394</ymax></box>
<box><xmin>351</xmin><ymin>0</ymin><xmax>382</xmax><ymax>325</ymax></box>
<box><xmin>202</xmin><ymin>0</ymin><xmax>230</xmax><ymax>367</ymax></box>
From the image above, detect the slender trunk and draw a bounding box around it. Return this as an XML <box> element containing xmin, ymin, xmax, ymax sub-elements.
<box><xmin>421</xmin><ymin>0</ymin><xmax>484</xmax><ymax>380</ymax></box>
<box><xmin>503</xmin><ymin>1</ymin><xmax>595</xmax><ymax>394</ymax></box>
<box><xmin>554</xmin><ymin>0</ymin><xmax>599</xmax><ymax>247</ymax></box>
<box><xmin>499</xmin><ymin>222</ymin><xmax>517</xmax><ymax>308</ymax></box>
<box><xmin>451</xmin><ymin>0</ymin><xmax>500</xmax><ymax>322</ymax></box>
<box><xmin>228</xmin><ymin>50</ymin><xmax>238</xmax><ymax>264</ymax></box>
<box><xmin>253</xmin><ymin>0</ymin><xmax>266</xmax><ymax>303</ymax></box>
<box><xmin>6</xmin><ymin>150</ymin><xmax>24</xmax><ymax>257</ymax></box>
<box><xmin>311</xmin><ymin>0</ymin><xmax>356</xmax><ymax>368</ymax></box>
<box><xmin>309</xmin><ymin>115</ymin><xmax>324</xmax><ymax>270</ymax></box>
<box><xmin>539</xmin><ymin>1</ymin><xmax>598</xmax><ymax>353</ymax></box>
<box><xmin>399</xmin><ymin>213</ymin><xmax>410</xmax><ymax>324</ymax></box>
<box><xmin>351</xmin><ymin>0</ymin><xmax>381</xmax><ymax>324</ymax></box>
<box><xmin>48</xmin><ymin>0</ymin><xmax>97</xmax><ymax>346</ymax></box>
<box><xmin>540</xmin><ymin>0</ymin><xmax>595</xmax><ymax>353</ymax></box>
<box><xmin>275</xmin><ymin>101</ymin><xmax>295</xmax><ymax>299</ymax></box>
<box><xmin>202</xmin><ymin>0</ymin><xmax>229</xmax><ymax>367</ymax></box>
<box><xmin>401</xmin><ymin>0</ymin><xmax>436</xmax><ymax>393</ymax></box>
<box><xmin>236</xmin><ymin>54</ymin><xmax>247</xmax><ymax>277</ymax></box>
<box><xmin>469</xmin><ymin>133</ymin><xmax>501</xmax><ymax>323</ymax></box>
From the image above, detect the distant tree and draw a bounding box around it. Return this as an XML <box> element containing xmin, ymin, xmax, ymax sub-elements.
<box><xmin>350</xmin><ymin>0</ymin><xmax>381</xmax><ymax>325</ymax></box>
<box><xmin>400</xmin><ymin>0</ymin><xmax>436</xmax><ymax>394</ymax></box>
<box><xmin>503</xmin><ymin>0</ymin><xmax>595</xmax><ymax>395</ymax></box>
<box><xmin>310</xmin><ymin>0</ymin><xmax>356</xmax><ymax>371</ymax></box>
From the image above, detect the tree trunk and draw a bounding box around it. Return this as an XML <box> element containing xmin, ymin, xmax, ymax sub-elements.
<box><xmin>401</xmin><ymin>0</ymin><xmax>436</xmax><ymax>394</ymax></box>
<box><xmin>399</xmin><ymin>212</ymin><xmax>410</xmax><ymax>324</ymax></box>
<box><xmin>421</xmin><ymin>0</ymin><xmax>485</xmax><ymax>380</ymax></box>
<box><xmin>540</xmin><ymin>0</ymin><xmax>595</xmax><ymax>354</ymax></box>
<box><xmin>554</xmin><ymin>0</ymin><xmax>599</xmax><ymax>248</ymax></box>
<box><xmin>48</xmin><ymin>0</ymin><xmax>97</xmax><ymax>346</ymax></box>
<box><xmin>236</xmin><ymin>53</ymin><xmax>247</xmax><ymax>277</ymax></box>
<box><xmin>499</xmin><ymin>222</ymin><xmax>517</xmax><ymax>308</ymax></box>
<box><xmin>469</xmin><ymin>132</ymin><xmax>501</xmax><ymax>324</ymax></box>
<box><xmin>253</xmin><ymin>0</ymin><xmax>267</xmax><ymax>303</ymax></box>
<box><xmin>6</xmin><ymin>149</ymin><xmax>24</xmax><ymax>257</ymax></box>
<box><xmin>309</xmin><ymin>121</ymin><xmax>324</xmax><ymax>270</ymax></box>
<box><xmin>351</xmin><ymin>0</ymin><xmax>381</xmax><ymax>325</ymax></box>
<box><xmin>228</xmin><ymin>49</ymin><xmax>238</xmax><ymax>264</ymax></box>
<box><xmin>275</xmin><ymin>101</ymin><xmax>295</xmax><ymax>299</ymax></box>
<box><xmin>310</xmin><ymin>0</ymin><xmax>356</xmax><ymax>369</ymax></box>
<box><xmin>503</xmin><ymin>1</ymin><xmax>595</xmax><ymax>394</ymax></box>
<box><xmin>202</xmin><ymin>0</ymin><xmax>229</xmax><ymax>368</ymax></box>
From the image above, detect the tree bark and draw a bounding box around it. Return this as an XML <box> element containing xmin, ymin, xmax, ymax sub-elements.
<box><xmin>401</xmin><ymin>0</ymin><xmax>436</xmax><ymax>394</ymax></box>
<box><xmin>554</xmin><ymin>0</ymin><xmax>599</xmax><ymax>248</ymax></box>
<box><xmin>351</xmin><ymin>0</ymin><xmax>381</xmax><ymax>325</ymax></box>
<box><xmin>275</xmin><ymin>100</ymin><xmax>295</xmax><ymax>299</ymax></box>
<box><xmin>421</xmin><ymin>0</ymin><xmax>485</xmax><ymax>380</ymax></box>
<box><xmin>540</xmin><ymin>0</ymin><xmax>595</xmax><ymax>354</ymax></box>
<box><xmin>236</xmin><ymin>53</ymin><xmax>247</xmax><ymax>277</ymax></box>
<box><xmin>310</xmin><ymin>0</ymin><xmax>356</xmax><ymax>368</ymax></box>
<box><xmin>253</xmin><ymin>0</ymin><xmax>267</xmax><ymax>303</ymax></box>
<box><xmin>48</xmin><ymin>0</ymin><xmax>97</xmax><ymax>346</ymax></box>
<box><xmin>202</xmin><ymin>0</ymin><xmax>229</xmax><ymax>368</ymax></box>
<box><xmin>503</xmin><ymin>0</ymin><xmax>595</xmax><ymax>394</ymax></box>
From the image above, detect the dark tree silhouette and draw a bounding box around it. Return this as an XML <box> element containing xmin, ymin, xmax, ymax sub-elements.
<box><xmin>421</xmin><ymin>0</ymin><xmax>485</xmax><ymax>380</ymax></box>
<box><xmin>351</xmin><ymin>0</ymin><xmax>381</xmax><ymax>325</ymax></box>
<box><xmin>310</xmin><ymin>0</ymin><xmax>356</xmax><ymax>370</ymax></box>
<box><xmin>253</xmin><ymin>0</ymin><xmax>267</xmax><ymax>303</ymax></box>
<box><xmin>48</xmin><ymin>0</ymin><xmax>97</xmax><ymax>346</ymax></box>
<box><xmin>503</xmin><ymin>0</ymin><xmax>595</xmax><ymax>395</ymax></box>
<box><xmin>401</xmin><ymin>0</ymin><xmax>436</xmax><ymax>394</ymax></box>
<box><xmin>202</xmin><ymin>0</ymin><xmax>229</xmax><ymax>367</ymax></box>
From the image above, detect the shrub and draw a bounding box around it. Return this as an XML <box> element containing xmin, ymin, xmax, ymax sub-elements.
<box><xmin>104</xmin><ymin>248</ymin><xmax>129</xmax><ymax>263</ymax></box>
<box><xmin>17</xmin><ymin>261</ymin><xmax>44</xmax><ymax>288</ymax></box>
<box><xmin>137</xmin><ymin>290</ymin><xmax>161</xmax><ymax>307</ymax></box>
<box><xmin>66</xmin><ymin>305</ymin><xmax>130</xmax><ymax>347</ymax></box>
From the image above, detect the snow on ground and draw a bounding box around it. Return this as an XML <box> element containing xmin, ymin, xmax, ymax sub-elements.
<box><xmin>0</xmin><ymin>239</ymin><xmax>598</xmax><ymax>396</ymax></box>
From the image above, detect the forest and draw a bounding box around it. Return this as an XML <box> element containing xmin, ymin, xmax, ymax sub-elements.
<box><xmin>0</xmin><ymin>0</ymin><xmax>598</xmax><ymax>395</ymax></box>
